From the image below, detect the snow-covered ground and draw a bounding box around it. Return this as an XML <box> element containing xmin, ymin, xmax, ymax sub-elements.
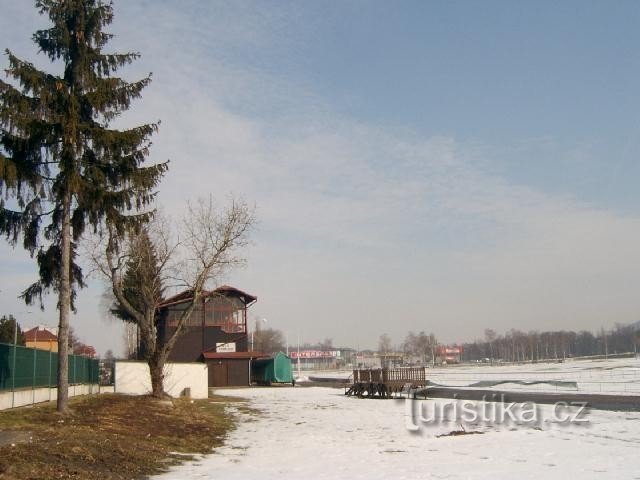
<box><xmin>156</xmin><ymin>386</ymin><xmax>640</xmax><ymax>480</ymax></box>
<box><xmin>310</xmin><ymin>357</ymin><xmax>640</xmax><ymax>395</ymax></box>
<box><xmin>428</xmin><ymin>357</ymin><xmax>640</xmax><ymax>395</ymax></box>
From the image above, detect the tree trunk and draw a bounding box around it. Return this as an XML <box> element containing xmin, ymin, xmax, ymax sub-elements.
<box><xmin>57</xmin><ymin>193</ymin><xmax>72</xmax><ymax>413</ymax></box>
<box><xmin>148</xmin><ymin>352</ymin><xmax>167</xmax><ymax>398</ymax></box>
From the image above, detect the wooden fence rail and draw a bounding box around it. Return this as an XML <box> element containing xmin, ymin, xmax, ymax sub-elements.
<box><xmin>346</xmin><ymin>367</ymin><xmax>427</xmax><ymax>398</ymax></box>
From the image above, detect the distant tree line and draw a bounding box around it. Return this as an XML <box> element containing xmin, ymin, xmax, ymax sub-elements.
<box><xmin>401</xmin><ymin>331</ymin><xmax>438</xmax><ymax>366</ymax></box>
<box><xmin>375</xmin><ymin>331</ymin><xmax>439</xmax><ymax>366</ymax></box>
<box><xmin>462</xmin><ymin>323</ymin><xmax>640</xmax><ymax>363</ymax></box>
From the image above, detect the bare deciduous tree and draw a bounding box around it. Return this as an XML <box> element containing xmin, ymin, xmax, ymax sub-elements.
<box><xmin>378</xmin><ymin>334</ymin><xmax>392</xmax><ymax>355</ymax></box>
<box><xmin>90</xmin><ymin>196</ymin><xmax>254</xmax><ymax>397</ymax></box>
<box><xmin>484</xmin><ymin>328</ymin><xmax>496</xmax><ymax>361</ymax></box>
<box><xmin>254</xmin><ymin>327</ymin><xmax>286</xmax><ymax>355</ymax></box>
<box><xmin>402</xmin><ymin>331</ymin><xmax>438</xmax><ymax>366</ymax></box>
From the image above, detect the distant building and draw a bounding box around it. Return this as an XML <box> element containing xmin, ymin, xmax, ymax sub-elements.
<box><xmin>157</xmin><ymin>285</ymin><xmax>260</xmax><ymax>387</ymax></box>
<box><xmin>24</xmin><ymin>326</ymin><xmax>58</xmax><ymax>352</ymax></box>
<box><xmin>288</xmin><ymin>347</ymin><xmax>358</xmax><ymax>370</ymax></box>
<box><xmin>435</xmin><ymin>345</ymin><xmax>463</xmax><ymax>364</ymax></box>
<box><xmin>73</xmin><ymin>344</ymin><xmax>97</xmax><ymax>358</ymax></box>
<box><xmin>378</xmin><ymin>352</ymin><xmax>404</xmax><ymax>368</ymax></box>
<box><xmin>290</xmin><ymin>349</ymin><xmax>342</xmax><ymax>370</ymax></box>
<box><xmin>355</xmin><ymin>351</ymin><xmax>382</xmax><ymax>369</ymax></box>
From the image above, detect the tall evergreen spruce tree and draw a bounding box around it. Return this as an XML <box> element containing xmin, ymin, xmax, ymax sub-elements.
<box><xmin>0</xmin><ymin>1</ymin><xmax>167</xmax><ymax>412</ymax></box>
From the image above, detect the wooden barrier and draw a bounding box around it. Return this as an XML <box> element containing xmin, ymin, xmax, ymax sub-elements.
<box><xmin>346</xmin><ymin>367</ymin><xmax>426</xmax><ymax>398</ymax></box>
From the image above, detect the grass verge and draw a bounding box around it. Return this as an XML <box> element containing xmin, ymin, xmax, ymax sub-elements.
<box><xmin>0</xmin><ymin>393</ymin><xmax>243</xmax><ymax>480</ymax></box>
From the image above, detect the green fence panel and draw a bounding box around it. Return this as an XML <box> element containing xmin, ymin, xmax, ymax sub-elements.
<box><xmin>0</xmin><ymin>343</ymin><xmax>99</xmax><ymax>391</ymax></box>
<box><xmin>69</xmin><ymin>355</ymin><xmax>98</xmax><ymax>385</ymax></box>
<box><xmin>33</xmin><ymin>348</ymin><xmax>52</xmax><ymax>388</ymax></box>
<box><xmin>0</xmin><ymin>343</ymin><xmax>10</xmax><ymax>389</ymax></box>
<box><xmin>13</xmin><ymin>345</ymin><xmax>36</xmax><ymax>389</ymax></box>
<box><xmin>68</xmin><ymin>353</ymin><xmax>76</xmax><ymax>384</ymax></box>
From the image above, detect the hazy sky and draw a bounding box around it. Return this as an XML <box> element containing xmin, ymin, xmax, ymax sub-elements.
<box><xmin>1</xmin><ymin>1</ymin><xmax>640</xmax><ymax>355</ymax></box>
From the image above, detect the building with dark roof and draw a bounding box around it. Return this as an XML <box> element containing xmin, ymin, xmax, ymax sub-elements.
<box><xmin>157</xmin><ymin>285</ymin><xmax>261</xmax><ymax>387</ymax></box>
<box><xmin>24</xmin><ymin>326</ymin><xmax>58</xmax><ymax>352</ymax></box>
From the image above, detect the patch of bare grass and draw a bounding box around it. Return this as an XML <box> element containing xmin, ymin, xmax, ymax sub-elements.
<box><xmin>0</xmin><ymin>393</ymin><xmax>240</xmax><ymax>480</ymax></box>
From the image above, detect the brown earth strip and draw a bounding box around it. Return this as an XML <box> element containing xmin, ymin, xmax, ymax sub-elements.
<box><xmin>0</xmin><ymin>393</ymin><xmax>244</xmax><ymax>480</ymax></box>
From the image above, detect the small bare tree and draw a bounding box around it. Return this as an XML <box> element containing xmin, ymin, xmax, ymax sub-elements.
<box><xmin>378</xmin><ymin>334</ymin><xmax>392</xmax><ymax>354</ymax></box>
<box><xmin>253</xmin><ymin>327</ymin><xmax>286</xmax><ymax>355</ymax></box>
<box><xmin>484</xmin><ymin>328</ymin><xmax>496</xmax><ymax>362</ymax></box>
<box><xmin>378</xmin><ymin>333</ymin><xmax>393</xmax><ymax>368</ymax></box>
<box><xmin>90</xmin><ymin>196</ymin><xmax>254</xmax><ymax>397</ymax></box>
<box><xmin>402</xmin><ymin>331</ymin><xmax>438</xmax><ymax>367</ymax></box>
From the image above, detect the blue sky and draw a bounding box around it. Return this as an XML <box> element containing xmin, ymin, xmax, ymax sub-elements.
<box><xmin>1</xmin><ymin>1</ymin><xmax>640</xmax><ymax>354</ymax></box>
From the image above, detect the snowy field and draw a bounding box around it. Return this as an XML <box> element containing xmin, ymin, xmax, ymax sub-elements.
<box><xmin>310</xmin><ymin>357</ymin><xmax>640</xmax><ymax>395</ymax></box>
<box><xmin>428</xmin><ymin>357</ymin><xmax>640</xmax><ymax>395</ymax></box>
<box><xmin>155</xmin><ymin>386</ymin><xmax>640</xmax><ymax>480</ymax></box>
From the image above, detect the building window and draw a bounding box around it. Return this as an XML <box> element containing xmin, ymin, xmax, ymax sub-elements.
<box><xmin>164</xmin><ymin>296</ymin><xmax>246</xmax><ymax>333</ymax></box>
<box><xmin>204</xmin><ymin>296</ymin><xmax>246</xmax><ymax>333</ymax></box>
<box><xmin>165</xmin><ymin>303</ymin><xmax>201</xmax><ymax>327</ymax></box>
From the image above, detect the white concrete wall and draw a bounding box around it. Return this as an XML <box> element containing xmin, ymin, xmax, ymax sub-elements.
<box><xmin>0</xmin><ymin>384</ymin><xmax>100</xmax><ymax>411</ymax></box>
<box><xmin>114</xmin><ymin>361</ymin><xmax>208</xmax><ymax>399</ymax></box>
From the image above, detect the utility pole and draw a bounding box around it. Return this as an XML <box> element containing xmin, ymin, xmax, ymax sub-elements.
<box><xmin>11</xmin><ymin>319</ymin><xmax>17</xmax><ymax>408</ymax></box>
<box><xmin>296</xmin><ymin>331</ymin><xmax>301</xmax><ymax>379</ymax></box>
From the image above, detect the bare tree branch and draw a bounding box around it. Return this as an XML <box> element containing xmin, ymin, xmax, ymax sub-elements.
<box><xmin>86</xmin><ymin>195</ymin><xmax>255</xmax><ymax>397</ymax></box>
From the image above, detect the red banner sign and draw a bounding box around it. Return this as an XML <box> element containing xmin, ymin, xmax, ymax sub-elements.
<box><xmin>289</xmin><ymin>350</ymin><xmax>340</xmax><ymax>359</ymax></box>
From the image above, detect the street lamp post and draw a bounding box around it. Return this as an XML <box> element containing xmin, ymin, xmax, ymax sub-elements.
<box><xmin>297</xmin><ymin>331</ymin><xmax>301</xmax><ymax>379</ymax></box>
<box><xmin>248</xmin><ymin>317</ymin><xmax>266</xmax><ymax>387</ymax></box>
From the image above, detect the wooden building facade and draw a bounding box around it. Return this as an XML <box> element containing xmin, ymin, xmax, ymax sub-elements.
<box><xmin>157</xmin><ymin>285</ymin><xmax>259</xmax><ymax>387</ymax></box>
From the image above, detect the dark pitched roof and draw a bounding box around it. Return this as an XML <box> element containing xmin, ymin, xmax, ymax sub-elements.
<box><xmin>74</xmin><ymin>345</ymin><xmax>97</xmax><ymax>358</ymax></box>
<box><xmin>158</xmin><ymin>285</ymin><xmax>257</xmax><ymax>308</ymax></box>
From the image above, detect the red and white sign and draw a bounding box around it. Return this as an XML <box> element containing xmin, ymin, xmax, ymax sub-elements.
<box><xmin>216</xmin><ymin>342</ymin><xmax>236</xmax><ymax>353</ymax></box>
<box><xmin>436</xmin><ymin>345</ymin><xmax>463</xmax><ymax>355</ymax></box>
<box><xmin>289</xmin><ymin>350</ymin><xmax>340</xmax><ymax>359</ymax></box>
